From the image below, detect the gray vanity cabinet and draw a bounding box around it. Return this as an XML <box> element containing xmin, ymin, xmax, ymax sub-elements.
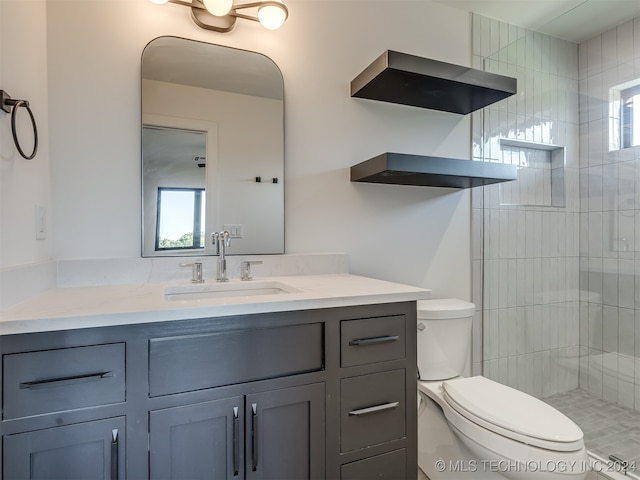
<box><xmin>150</xmin><ymin>396</ymin><xmax>243</xmax><ymax>480</ymax></box>
<box><xmin>2</xmin><ymin>341</ymin><xmax>127</xmax><ymax>480</ymax></box>
<box><xmin>0</xmin><ymin>301</ymin><xmax>417</xmax><ymax>480</ymax></box>
<box><xmin>3</xmin><ymin>417</ymin><xmax>125</xmax><ymax>480</ymax></box>
<box><xmin>330</xmin><ymin>308</ymin><xmax>417</xmax><ymax>480</ymax></box>
<box><xmin>245</xmin><ymin>383</ymin><xmax>325</xmax><ymax>479</ymax></box>
<box><xmin>149</xmin><ymin>383</ymin><xmax>325</xmax><ymax>480</ymax></box>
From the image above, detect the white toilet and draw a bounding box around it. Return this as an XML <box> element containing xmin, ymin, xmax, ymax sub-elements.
<box><xmin>417</xmin><ymin>299</ymin><xmax>589</xmax><ymax>480</ymax></box>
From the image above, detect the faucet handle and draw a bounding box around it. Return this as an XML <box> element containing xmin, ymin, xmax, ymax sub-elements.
<box><xmin>180</xmin><ymin>261</ymin><xmax>204</xmax><ymax>283</ymax></box>
<box><xmin>211</xmin><ymin>232</ymin><xmax>218</xmax><ymax>252</ymax></box>
<box><xmin>211</xmin><ymin>231</ymin><xmax>231</xmax><ymax>252</ymax></box>
<box><xmin>241</xmin><ymin>260</ymin><xmax>262</xmax><ymax>281</ymax></box>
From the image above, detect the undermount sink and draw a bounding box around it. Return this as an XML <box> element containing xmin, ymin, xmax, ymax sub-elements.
<box><xmin>164</xmin><ymin>280</ymin><xmax>301</xmax><ymax>301</ymax></box>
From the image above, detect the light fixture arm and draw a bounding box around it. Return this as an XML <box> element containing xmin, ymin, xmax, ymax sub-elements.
<box><xmin>164</xmin><ymin>0</ymin><xmax>288</xmax><ymax>33</ymax></box>
<box><xmin>230</xmin><ymin>1</ymin><xmax>288</xmax><ymax>23</ymax></box>
<box><xmin>168</xmin><ymin>0</ymin><xmax>206</xmax><ymax>10</ymax></box>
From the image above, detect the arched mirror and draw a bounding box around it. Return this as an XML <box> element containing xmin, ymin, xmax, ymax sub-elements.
<box><xmin>141</xmin><ymin>36</ymin><xmax>284</xmax><ymax>257</ymax></box>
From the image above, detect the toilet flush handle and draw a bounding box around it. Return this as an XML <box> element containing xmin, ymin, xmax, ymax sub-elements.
<box><xmin>417</xmin><ymin>322</ymin><xmax>426</xmax><ymax>331</ymax></box>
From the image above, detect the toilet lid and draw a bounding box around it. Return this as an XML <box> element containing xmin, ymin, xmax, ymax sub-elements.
<box><xmin>442</xmin><ymin>377</ymin><xmax>583</xmax><ymax>449</ymax></box>
<box><xmin>417</xmin><ymin>298</ymin><xmax>476</xmax><ymax>319</ymax></box>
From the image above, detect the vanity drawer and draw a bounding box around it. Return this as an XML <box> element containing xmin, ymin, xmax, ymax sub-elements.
<box><xmin>341</xmin><ymin>449</ymin><xmax>406</xmax><ymax>480</ymax></box>
<box><xmin>341</xmin><ymin>315</ymin><xmax>405</xmax><ymax>367</ymax></box>
<box><xmin>3</xmin><ymin>343</ymin><xmax>126</xmax><ymax>420</ymax></box>
<box><xmin>149</xmin><ymin>323</ymin><xmax>324</xmax><ymax>397</ymax></box>
<box><xmin>340</xmin><ymin>369</ymin><xmax>406</xmax><ymax>452</ymax></box>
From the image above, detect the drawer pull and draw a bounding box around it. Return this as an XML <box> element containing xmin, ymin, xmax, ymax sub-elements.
<box><xmin>110</xmin><ymin>429</ymin><xmax>119</xmax><ymax>480</ymax></box>
<box><xmin>349</xmin><ymin>335</ymin><xmax>399</xmax><ymax>346</ymax></box>
<box><xmin>349</xmin><ymin>401</ymin><xmax>399</xmax><ymax>416</ymax></box>
<box><xmin>251</xmin><ymin>403</ymin><xmax>258</xmax><ymax>471</ymax></box>
<box><xmin>19</xmin><ymin>371</ymin><xmax>113</xmax><ymax>390</ymax></box>
<box><xmin>233</xmin><ymin>407</ymin><xmax>240</xmax><ymax>476</ymax></box>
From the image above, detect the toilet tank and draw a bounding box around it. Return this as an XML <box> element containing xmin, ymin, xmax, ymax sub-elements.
<box><xmin>417</xmin><ymin>298</ymin><xmax>475</xmax><ymax>381</ymax></box>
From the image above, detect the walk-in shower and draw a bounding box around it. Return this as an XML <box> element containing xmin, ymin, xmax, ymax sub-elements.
<box><xmin>471</xmin><ymin>14</ymin><xmax>640</xmax><ymax>480</ymax></box>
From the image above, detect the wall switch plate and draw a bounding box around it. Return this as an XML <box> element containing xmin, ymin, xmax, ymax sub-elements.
<box><xmin>223</xmin><ymin>224</ymin><xmax>243</xmax><ymax>238</ymax></box>
<box><xmin>35</xmin><ymin>204</ymin><xmax>46</xmax><ymax>240</ymax></box>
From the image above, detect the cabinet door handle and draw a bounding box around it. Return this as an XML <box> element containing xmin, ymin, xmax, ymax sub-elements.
<box><xmin>349</xmin><ymin>401</ymin><xmax>399</xmax><ymax>416</ymax></box>
<box><xmin>349</xmin><ymin>335</ymin><xmax>399</xmax><ymax>346</ymax></box>
<box><xmin>251</xmin><ymin>403</ymin><xmax>258</xmax><ymax>471</ymax></box>
<box><xmin>110</xmin><ymin>429</ymin><xmax>119</xmax><ymax>480</ymax></box>
<box><xmin>233</xmin><ymin>407</ymin><xmax>239</xmax><ymax>476</ymax></box>
<box><xmin>19</xmin><ymin>371</ymin><xmax>113</xmax><ymax>389</ymax></box>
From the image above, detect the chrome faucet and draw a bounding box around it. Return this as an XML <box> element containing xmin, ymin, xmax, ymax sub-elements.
<box><xmin>212</xmin><ymin>231</ymin><xmax>231</xmax><ymax>282</ymax></box>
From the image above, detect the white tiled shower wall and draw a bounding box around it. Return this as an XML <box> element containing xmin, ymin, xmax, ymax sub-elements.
<box><xmin>471</xmin><ymin>14</ymin><xmax>640</xmax><ymax>411</ymax></box>
<box><xmin>471</xmin><ymin>14</ymin><xmax>582</xmax><ymax>399</ymax></box>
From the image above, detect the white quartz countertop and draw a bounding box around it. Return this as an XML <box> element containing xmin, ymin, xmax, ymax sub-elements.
<box><xmin>0</xmin><ymin>274</ymin><xmax>431</xmax><ymax>335</ymax></box>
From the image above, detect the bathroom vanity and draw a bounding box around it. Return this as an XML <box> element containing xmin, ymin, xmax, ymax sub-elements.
<box><xmin>0</xmin><ymin>274</ymin><xmax>428</xmax><ymax>480</ymax></box>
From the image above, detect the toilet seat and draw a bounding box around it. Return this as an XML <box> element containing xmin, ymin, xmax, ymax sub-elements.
<box><xmin>443</xmin><ymin>405</ymin><xmax>589</xmax><ymax>477</ymax></box>
<box><xmin>442</xmin><ymin>376</ymin><xmax>584</xmax><ymax>452</ymax></box>
<box><xmin>419</xmin><ymin>378</ymin><xmax>589</xmax><ymax>477</ymax></box>
<box><xmin>419</xmin><ymin>377</ymin><xmax>584</xmax><ymax>454</ymax></box>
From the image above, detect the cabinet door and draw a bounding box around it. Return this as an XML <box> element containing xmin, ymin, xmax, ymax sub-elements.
<box><xmin>149</xmin><ymin>396</ymin><xmax>244</xmax><ymax>480</ymax></box>
<box><xmin>246</xmin><ymin>383</ymin><xmax>325</xmax><ymax>480</ymax></box>
<box><xmin>3</xmin><ymin>417</ymin><xmax>125</xmax><ymax>480</ymax></box>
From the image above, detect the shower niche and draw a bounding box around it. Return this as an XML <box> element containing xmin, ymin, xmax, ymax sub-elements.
<box><xmin>497</xmin><ymin>138</ymin><xmax>565</xmax><ymax>208</ymax></box>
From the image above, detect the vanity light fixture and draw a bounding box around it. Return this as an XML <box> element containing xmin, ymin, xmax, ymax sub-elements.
<box><xmin>150</xmin><ymin>0</ymin><xmax>288</xmax><ymax>33</ymax></box>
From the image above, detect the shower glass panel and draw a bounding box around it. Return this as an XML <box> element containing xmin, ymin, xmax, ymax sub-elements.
<box><xmin>473</xmin><ymin>17</ymin><xmax>581</xmax><ymax>397</ymax></box>
<box><xmin>472</xmin><ymin>13</ymin><xmax>640</xmax><ymax>477</ymax></box>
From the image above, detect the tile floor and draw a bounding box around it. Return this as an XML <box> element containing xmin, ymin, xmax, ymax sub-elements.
<box><xmin>544</xmin><ymin>389</ymin><xmax>640</xmax><ymax>477</ymax></box>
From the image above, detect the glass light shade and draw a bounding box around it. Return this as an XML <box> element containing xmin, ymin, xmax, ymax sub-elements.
<box><xmin>203</xmin><ymin>0</ymin><xmax>233</xmax><ymax>16</ymax></box>
<box><xmin>150</xmin><ymin>0</ymin><xmax>170</xmax><ymax>4</ymax></box>
<box><xmin>257</xmin><ymin>3</ymin><xmax>287</xmax><ymax>30</ymax></box>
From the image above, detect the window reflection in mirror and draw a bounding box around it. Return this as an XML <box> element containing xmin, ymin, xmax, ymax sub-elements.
<box><xmin>141</xmin><ymin>36</ymin><xmax>284</xmax><ymax>257</ymax></box>
<box><xmin>156</xmin><ymin>188</ymin><xmax>206</xmax><ymax>251</ymax></box>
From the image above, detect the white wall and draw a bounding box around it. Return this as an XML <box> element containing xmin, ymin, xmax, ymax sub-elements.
<box><xmin>7</xmin><ymin>0</ymin><xmax>473</xmax><ymax>299</ymax></box>
<box><xmin>0</xmin><ymin>0</ymin><xmax>52</xmax><ymax>269</ymax></box>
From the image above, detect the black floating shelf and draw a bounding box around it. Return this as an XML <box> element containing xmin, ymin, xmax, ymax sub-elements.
<box><xmin>351</xmin><ymin>51</ymin><xmax>517</xmax><ymax>115</ymax></box>
<box><xmin>351</xmin><ymin>153</ymin><xmax>518</xmax><ymax>189</ymax></box>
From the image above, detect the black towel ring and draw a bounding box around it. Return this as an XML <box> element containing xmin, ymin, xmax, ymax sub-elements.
<box><xmin>1</xmin><ymin>90</ymin><xmax>38</xmax><ymax>160</ymax></box>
